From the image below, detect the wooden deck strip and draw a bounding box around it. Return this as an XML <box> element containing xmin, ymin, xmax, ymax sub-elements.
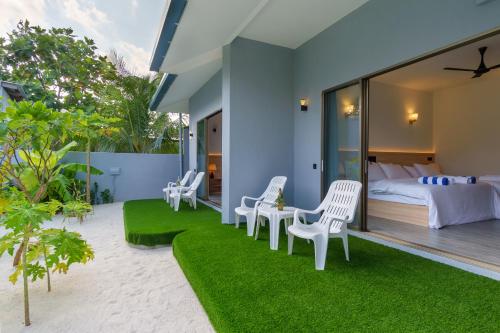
<box><xmin>367</xmin><ymin>217</ymin><xmax>500</xmax><ymax>267</ymax></box>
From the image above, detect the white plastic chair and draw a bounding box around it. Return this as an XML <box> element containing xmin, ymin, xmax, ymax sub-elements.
<box><xmin>234</xmin><ymin>176</ymin><xmax>287</xmax><ymax>237</ymax></box>
<box><xmin>287</xmin><ymin>180</ymin><xmax>362</xmax><ymax>270</ymax></box>
<box><xmin>163</xmin><ymin>170</ymin><xmax>193</xmax><ymax>203</ymax></box>
<box><xmin>170</xmin><ymin>172</ymin><xmax>205</xmax><ymax>212</ymax></box>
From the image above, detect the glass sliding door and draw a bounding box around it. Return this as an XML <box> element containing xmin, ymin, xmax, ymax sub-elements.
<box><xmin>323</xmin><ymin>83</ymin><xmax>362</xmax><ymax>228</ymax></box>
<box><xmin>196</xmin><ymin>119</ymin><xmax>208</xmax><ymax>199</ymax></box>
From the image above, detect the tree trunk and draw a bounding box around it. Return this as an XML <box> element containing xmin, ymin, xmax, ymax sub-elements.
<box><xmin>86</xmin><ymin>138</ymin><xmax>91</xmax><ymax>204</ymax></box>
<box><xmin>22</xmin><ymin>238</ymin><xmax>31</xmax><ymax>326</ymax></box>
<box><xmin>43</xmin><ymin>246</ymin><xmax>51</xmax><ymax>292</ymax></box>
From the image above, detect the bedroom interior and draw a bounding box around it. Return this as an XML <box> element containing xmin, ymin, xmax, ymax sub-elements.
<box><xmin>365</xmin><ymin>33</ymin><xmax>500</xmax><ymax>268</ymax></box>
<box><xmin>207</xmin><ymin>111</ymin><xmax>222</xmax><ymax>206</ymax></box>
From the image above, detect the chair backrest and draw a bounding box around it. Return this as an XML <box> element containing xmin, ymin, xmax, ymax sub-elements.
<box><xmin>318</xmin><ymin>180</ymin><xmax>362</xmax><ymax>226</ymax></box>
<box><xmin>180</xmin><ymin>170</ymin><xmax>194</xmax><ymax>186</ymax></box>
<box><xmin>261</xmin><ymin>176</ymin><xmax>287</xmax><ymax>207</ymax></box>
<box><xmin>187</xmin><ymin>172</ymin><xmax>205</xmax><ymax>193</ymax></box>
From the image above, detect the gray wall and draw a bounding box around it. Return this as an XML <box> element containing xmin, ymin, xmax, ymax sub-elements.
<box><xmin>63</xmin><ymin>152</ymin><xmax>180</xmax><ymax>202</ymax></box>
<box><xmin>189</xmin><ymin>70</ymin><xmax>222</xmax><ymax>171</ymax></box>
<box><xmin>222</xmin><ymin>38</ymin><xmax>294</xmax><ymax>223</ymax></box>
<box><xmin>1</xmin><ymin>86</ymin><xmax>9</xmax><ymax>111</ymax></box>
<box><xmin>369</xmin><ymin>81</ymin><xmax>434</xmax><ymax>151</ymax></box>
<box><xmin>293</xmin><ymin>0</ymin><xmax>500</xmax><ymax>209</ymax></box>
<box><xmin>207</xmin><ymin>112</ymin><xmax>222</xmax><ymax>153</ymax></box>
<box><xmin>434</xmin><ymin>75</ymin><xmax>500</xmax><ymax>175</ymax></box>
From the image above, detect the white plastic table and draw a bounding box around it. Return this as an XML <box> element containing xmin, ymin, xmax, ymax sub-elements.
<box><xmin>256</xmin><ymin>206</ymin><xmax>295</xmax><ymax>250</ymax></box>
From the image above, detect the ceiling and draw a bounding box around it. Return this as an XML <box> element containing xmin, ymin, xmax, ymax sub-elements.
<box><xmin>372</xmin><ymin>33</ymin><xmax>500</xmax><ymax>92</ymax></box>
<box><xmin>154</xmin><ymin>0</ymin><xmax>368</xmax><ymax>112</ymax></box>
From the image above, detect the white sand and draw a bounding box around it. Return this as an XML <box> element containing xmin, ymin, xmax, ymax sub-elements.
<box><xmin>0</xmin><ymin>202</ymin><xmax>214</xmax><ymax>333</ymax></box>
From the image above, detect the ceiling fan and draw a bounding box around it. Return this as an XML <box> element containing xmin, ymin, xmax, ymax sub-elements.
<box><xmin>444</xmin><ymin>46</ymin><xmax>500</xmax><ymax>78</ymax></box>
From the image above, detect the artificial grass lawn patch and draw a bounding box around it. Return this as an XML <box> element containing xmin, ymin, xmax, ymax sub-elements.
<box><xmin>123</xmin><ymin>199</ymin><xmax>218</xmax><ymax>246</ymax></box>
<box><xmin>124</xmin><ymin>199</ymin><xmax>500</xmax><ymax>332</ymax></box>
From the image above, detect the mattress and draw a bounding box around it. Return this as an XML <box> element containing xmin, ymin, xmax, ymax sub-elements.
<box><xmin>368</xmin><ymin>178</ymin><xmax>498</xmax><ymax>229</ymax></box>
<box><xmin>368</xmin><ymin>192</ymin><xmax>426</xmax><ymax>206</ymax></box>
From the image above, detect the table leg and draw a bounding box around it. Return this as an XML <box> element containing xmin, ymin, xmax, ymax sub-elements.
<box><xmin>269</xmin><ymin>214</ymin><xmax>277</xmax><ymax>250</ymax></box>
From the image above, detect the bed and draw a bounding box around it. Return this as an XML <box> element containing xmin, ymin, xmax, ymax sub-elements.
<box><xmin>367</xmin><ymin>151</ymin><xmax>500</xmax><ymax>229</ymax></box>
<box><xmin>368</xmin><ymin>178</ymin><xmax>497</xmax><ymax>229</ymax></box>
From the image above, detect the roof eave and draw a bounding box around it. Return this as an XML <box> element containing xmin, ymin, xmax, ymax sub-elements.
<box><xmin>149</xmin><ymin>74</ymin><xmax>178</xmax><ymax>111</ymax></box>
<box><xmin>149</xmin><ymin>0</ymin><xmax>188</xmax><ymax>72</ymax></box>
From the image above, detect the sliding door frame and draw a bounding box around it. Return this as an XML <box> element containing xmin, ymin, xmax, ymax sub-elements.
<box><xmin>321</xmin><ymin>79</ymin><xmax>368</xmax><ymax>231</ymax></box>
<box><xmin>197</xmin><ymin>109</ymin><xmax>223</xmax><ymax>203</ymax></box>
<box><xmin>321</xmin><ymin>27</ymin><xmax>500</xmax><ymax>232</ymax></box>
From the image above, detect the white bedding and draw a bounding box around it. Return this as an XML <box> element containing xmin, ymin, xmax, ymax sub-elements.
<box><xmin>369</xmin><ymin>178</ymin><xmax>499</xmax><ymax>229</ymax></box>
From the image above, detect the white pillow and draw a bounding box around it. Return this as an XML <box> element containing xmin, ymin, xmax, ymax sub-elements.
<box><xmin>414</xmin><ymin>163</ymin><xmax>441</xmax><ymax>177</ymax></box>
<box><xmin>403</xmin><ymin>166</ymin><xmax>420</xmax><ymax>178</ymax></box>
<box><xmin>379</xmin><ymin>163</ymin><xmax>411</xmax><ymax>179</ymax></box>
<box><xmin>368</xmin><ymin>162</ymin><xmax>386</xmax><ymax>181</ymax></box>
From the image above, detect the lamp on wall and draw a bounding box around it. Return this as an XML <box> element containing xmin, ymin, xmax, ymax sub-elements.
<box><xmin>344</xmin><ymin>101</ymin><xmax>360</xmax><ymax>118</ymax></box>
<box><xmin>208</xmin><ymin>163</ymin><xmax>217</xmax><ymax>179</ymax></box>
<box><xmin>408</xmin><ymin>112</ymin><xmax>419</xmax><ymax>125</ymax></box>
<box><xmin>299</xmin><ymin>98</ymin><xmax>308</xmax><ymax>111</ymax></box>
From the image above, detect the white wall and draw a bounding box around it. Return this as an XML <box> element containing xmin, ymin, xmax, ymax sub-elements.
<box><xmin>369</xmin><ymin>81</ymin><xmax>434</xmax><ymax>152</ymax></box>
<box><xmin>434</xmin><ymin>75</ymin><xmax>500</xmax><ymax>175</ymax></box>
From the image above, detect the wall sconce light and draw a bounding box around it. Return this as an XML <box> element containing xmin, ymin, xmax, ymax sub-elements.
<box><xmin>408</xmin><ymin>112</ymin><xmax>419</xmax><ymax>125</ymax></box>
<box><xmin>299</xmin><ymin>98</ymin><xmax>308</xmax><ymax>111</ymax></box>
<box><xmin>344</xmin><ymin>103</ymin><xmax>360</xmax><ymax>118</ymax></box>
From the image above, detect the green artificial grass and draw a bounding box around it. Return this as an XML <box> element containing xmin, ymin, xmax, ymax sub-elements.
<box><xmin>123</xmin><ymin>199</ymin><xmax>219</xmax><ymax>246</ymax></box>
<box><xmin>124</xmin><ymin>199</ymin><xmax>500</xmax><ymax>332</ymax></box>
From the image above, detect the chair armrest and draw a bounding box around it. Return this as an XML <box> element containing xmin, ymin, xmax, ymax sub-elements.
<box><xmin>171</xmin><ymin>186</ymin><xmax>189</xmax><ymax>195</ymax></box>
<box><xmin>241</xmin><ymin>195</ymin><xmax>263</xmax><ymax>208</ymax></box>
<box><xmin>292</xmin><ymin>207</ymin><xmax>323</xmax><ymax>226</ymax></box>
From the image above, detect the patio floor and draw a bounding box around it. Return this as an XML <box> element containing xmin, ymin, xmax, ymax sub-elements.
<box><xmin>0</xmin><ymin>202</ymin><xmax>214</xmax><ymax>333</ymax></box>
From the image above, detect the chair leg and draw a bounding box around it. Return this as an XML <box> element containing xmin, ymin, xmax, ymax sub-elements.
<box><xmin>174</xmin><ymin>196</ymin><xmax>180</xmax><ymax>212</ymax></box>
<box><xmin>246</xmin><ymin>213</ymin><xmax>256</xmax><ymax>237</ymax></box>
<box><xmin>313</xmin><ymin>236</ymin><xmax>328</xmax><ymax>270</ymax></box>
<box><xmin>235</xmin><ymin>214</ymin><xmax>240</xmax><ymax>228</ymax></box>
<box><xmin>342</xmin><ymin>233</ymin><xmax>349</xmax><ymax>261</ymax></box>
<box><xmin>254</xmin><ymin>216</ymin><xmax>261</xmax><ymax>240</ymax></box>
<box><xmin>288</xmin><ymin>233</ymin><xmax>294</xmax><ymax>255</ymax></box>
<box><xmin>270</xmin><ymin>216</ymin><xmax>280</xmax><ymax>250</ymax></box>
<box><xmin>192</xmin><ymin>195</ymin><xmax>197</xmax><ymax>210</ymax></box>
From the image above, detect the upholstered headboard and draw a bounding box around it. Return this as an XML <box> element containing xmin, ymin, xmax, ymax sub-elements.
<box><xmin>368</xmin><ymin>151</ymin><xmax>435</xmax><ymax>166</ymax></box>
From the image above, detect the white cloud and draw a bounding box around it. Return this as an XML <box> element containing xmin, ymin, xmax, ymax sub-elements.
<box><xmin>0</xmin><ymin>0</ymin><xmax>47</xmax><ymax>36</ymax></box>
<box><xmin>131</xmin><ymin>0</ymin><xmax>139</xmax><ymax>11</ymax></box>
<box><xmin>1</xmin><ymin>0</ymin><xmax>153</xmax><ymax>76</ymax></box>
<box><xmin>57</xmin><ymin>0</ymin><xmax>109</xmax><ymax>42</ymax></box>
<box><xmin>115</xmin><ymin>41</ymin><xmax>151</xmax><ymax>75</ymax></box>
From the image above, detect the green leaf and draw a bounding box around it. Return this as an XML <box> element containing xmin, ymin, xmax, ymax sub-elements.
<box><xmin>62</xmin><ymin>163</ymin><xmax>103</xmax><ymax>175</ymax></box>
<box><xmin>9</xmin><ymin>266</ymin><xmax>22</xmax><ymax>284</ymax></box>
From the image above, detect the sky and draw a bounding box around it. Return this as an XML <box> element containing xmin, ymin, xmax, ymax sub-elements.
<box><xmin>0</xmin><ymin>0</ymin><xmax>166</xmax><ymax>75</ymax></box>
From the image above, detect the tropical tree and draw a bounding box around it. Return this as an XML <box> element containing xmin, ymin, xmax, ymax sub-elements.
<box><xmin>99</xmin><ymin>52</ymin><xmax>183</xmax><ymax>153</ymax></box>
<box><xmin>0</xmin><ymin>20</ymin><xmax>116</xmax><ymax>112</ymax></box>
<box><xmin>70</xmin><ymin>110</ymin><xmax>119</xmax><ymax>203</ymax></box>
<box><xmin>0</xmin><ymin>100</ymin><xmax>95</xmax><ymax>326</ymax></box>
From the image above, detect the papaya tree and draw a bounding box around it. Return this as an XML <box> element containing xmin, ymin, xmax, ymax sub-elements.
<box><xmin>70</xmin><ymin>110</ymin><xmax>119</xmax><ymax>203</ymax></box>
<box><xmin>0</xmin><ymin>100</ymin><xmax>96</xmax><ymax>326</ymax></box>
